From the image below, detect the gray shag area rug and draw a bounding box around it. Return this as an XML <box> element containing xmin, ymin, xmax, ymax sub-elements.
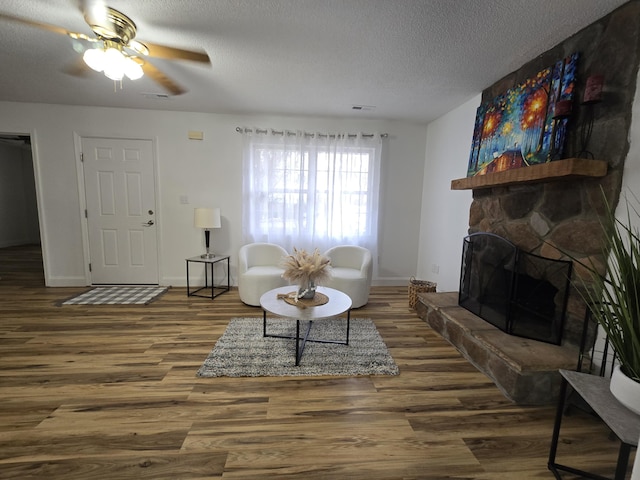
<box><xmin>197</xmin><ymin>317</ymin><xmax>399</xmax><ymax>377</ymax></box>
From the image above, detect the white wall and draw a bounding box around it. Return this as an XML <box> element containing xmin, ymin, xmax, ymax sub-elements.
<box><xmin>621</xmin><ymin>65</ymin><xmax>640</xmax><ymax>221</ymax></box>
<box><xmin>416</xmin><ymin>95</ymin><xmax>480</xmax><ymax>292</ymax></box>
<box><xmin>0</xmin><ymin>143</ymin><xmax>40</xmax><ymax>248</ymax></box>
<box><xmin>591</xmin><ymin>58</ymin><xmax>640</xmax><ymax>375</ymax></box>
<box><xmin>600</xmin><ymin>67</ymin><xmax>640</xmax><ymax>477</ymax></box>
<box><xmin>0</xmin><ymin>102</ymin><xmax>427</xmax><ymax>287</ymax></box>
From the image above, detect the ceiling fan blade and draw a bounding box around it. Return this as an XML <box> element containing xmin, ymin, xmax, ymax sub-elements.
<box><xmin>0</xmin><ymin>12</ymin><xmax>77</xmax><ymax>37</ymax></box>
<box><xmin>141</xmin><ymin>62</ymin><xmax>187</xmax><ymax>96</ymax></box>
<box><xmin>142</xmin><ymin>41</ymin><xmax>210</xmax><ymax>64</ymax></box>
<box><xmin>62</xmin><ymin>57</ymin><xmax>93</xmax><ymax>77</ymax></box>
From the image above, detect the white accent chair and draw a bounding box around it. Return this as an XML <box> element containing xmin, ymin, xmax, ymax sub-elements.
<box><xmin>323</xmin><ymin>245</ymin><xmax>373</xmax><ymax>308</ymax></box>
<box><xmin>238</xmin><ymin>243</ymin><xmax>290</xmax><ymax>306</ymax></box>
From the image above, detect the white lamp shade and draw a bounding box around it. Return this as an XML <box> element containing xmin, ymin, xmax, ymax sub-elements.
<box><xmin>83</xmin><ymin>44</ymin><xmax>145</xmax><ymax>82</ymax></box>
<box><xmin>194</xmin><ymin>207</ymin><xmax>221</xmax><ymax>229</ymax></box>
<box><xmin>103</xmin><ymin>47</ymin><xmax>126</xmax><ymax>81</ymax></box>
<box><xmin>83</xmin><ymin>48</ymin><xmax>105</xmax><ymax>72</ymax></box>
<box><xmin>123</xmin><ymin>56</ymin><xmax>144</xmax><ymax>80</ymax></box>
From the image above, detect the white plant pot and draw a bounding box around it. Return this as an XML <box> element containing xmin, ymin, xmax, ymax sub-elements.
<box><xmin>609</xmin><ymin>364</ymin><xmax>640</xmax><ymax>416</ymax></box>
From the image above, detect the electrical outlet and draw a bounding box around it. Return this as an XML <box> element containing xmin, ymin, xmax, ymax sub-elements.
<box><xmin>179</xmin><ymin>195</ymin><xmax>189</xmax><ymax>205</ymax></box>
<box><xmin>431</xmin><ymin>264</ymin><xmax>440</xmax><ymax>274</ymax></box>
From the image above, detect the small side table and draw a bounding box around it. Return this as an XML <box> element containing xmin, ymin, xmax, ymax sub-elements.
<box><xmin>548</xmin><ymin>369</ymin><xmax>640</xmax><ymax>480</ymax></box>
<box><xmin>186</xmin><ymin>255</ymin><xmax>230</xmax><ymax>299</ymax></box>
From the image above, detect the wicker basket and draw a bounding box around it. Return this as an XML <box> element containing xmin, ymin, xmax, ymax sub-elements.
<box><xmin>408</xmin><ymin>277</ymin><xmax>436</xmax><ymax>309</ymax></box>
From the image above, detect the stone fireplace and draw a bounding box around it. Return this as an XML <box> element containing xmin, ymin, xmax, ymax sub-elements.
<box><xmin>459</xmin><ymin>0</ymin><xmax>640</xmax><ymax>351</ymax></box>
<box><xmin>417</xmin><ymin>2</ymin><xmax>640</xmax><ymax>404</ymax></box>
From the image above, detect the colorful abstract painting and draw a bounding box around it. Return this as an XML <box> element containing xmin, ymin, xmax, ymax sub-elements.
<box><xmin>467</xmin><ymin>53</ymin><xmax>579</xmax><ymax>177</ymax></box>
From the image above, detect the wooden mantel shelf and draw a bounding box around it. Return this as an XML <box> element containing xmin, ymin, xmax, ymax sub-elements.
<box><xmin>450</xmin><ymin>158</ymin><xmax>608</xmax><ymax>191</ymax></box>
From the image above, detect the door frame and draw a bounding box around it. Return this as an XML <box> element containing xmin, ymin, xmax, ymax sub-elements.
<box><xmin>0</xmin><ymin>128</ymin><xmax>49</xmax><ymax>284</ymax></box>
<box><xmin>74</xmin><ymin>133</ymin><xmax>163</xmax><ymax>285</ymax></box>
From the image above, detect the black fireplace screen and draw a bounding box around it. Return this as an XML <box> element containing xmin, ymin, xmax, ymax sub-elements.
<box><xmin>458</xmin><ymin>232</ymin><xmax>572</xmax><ymax>345</ymax></box>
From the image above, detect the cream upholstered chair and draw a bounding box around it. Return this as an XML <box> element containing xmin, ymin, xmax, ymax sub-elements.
<box><xmin>323</xmin><ymin>245</ymin><xmax>373</xmax><ymax>308</ymax></box>
<box><xmin>238</xmin><ymin>243</ymin><xmax>289</xmax><ymax>306</ymax></box>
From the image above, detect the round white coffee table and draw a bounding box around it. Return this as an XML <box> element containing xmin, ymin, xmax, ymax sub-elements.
<box><xmin>259</xmin><ymin>286</ymin><xmax>352</xmax><ymax>366</ymax></box>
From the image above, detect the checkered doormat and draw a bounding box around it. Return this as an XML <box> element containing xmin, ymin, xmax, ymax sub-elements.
<box><xmin>61</xmin><ymin>286</ymin><xmax>169</xmax><ymax>305</ymax></box>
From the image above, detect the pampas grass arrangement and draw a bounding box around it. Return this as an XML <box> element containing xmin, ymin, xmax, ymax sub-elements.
<box><xmin>282</xmin><ymin>247</ymin><xmax>331</xmax><ymax>286</ymax></box>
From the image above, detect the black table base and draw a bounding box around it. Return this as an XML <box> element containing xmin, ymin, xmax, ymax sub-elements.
<box><xmin>262</xmin><ymin>310</ymin><xmax>351</xmax><ymax>366</ymax></box>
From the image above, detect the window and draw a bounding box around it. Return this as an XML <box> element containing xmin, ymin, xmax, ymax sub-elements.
<box><xmin>241</xmin><ymin>129</ymin><xmax>382</xmax><ymax>260</ymax></box>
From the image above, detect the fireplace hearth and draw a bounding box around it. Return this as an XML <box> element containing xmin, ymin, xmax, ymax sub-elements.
<box><xmin>459</xmin><ymin>233</ymin><xmax>572</xmax><ymax>345</ymax></box>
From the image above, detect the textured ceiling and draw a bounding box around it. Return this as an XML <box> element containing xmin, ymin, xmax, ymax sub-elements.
<box><xmin>0</xmin><ymin>0</ymin><xmax>630</xmax><ymax>123</ymax></box>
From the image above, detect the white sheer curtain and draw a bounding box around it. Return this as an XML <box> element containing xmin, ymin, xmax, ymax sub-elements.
<box><xmin>241</xmin><ymin>128</ymin><xmax>382</xmax><ymax>264</ymax></box>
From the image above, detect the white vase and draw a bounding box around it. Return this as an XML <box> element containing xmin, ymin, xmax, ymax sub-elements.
<box><xmin>609</xmin><ymin>364</ymin><xmax>640</xmax><ymax>416</ymax></box>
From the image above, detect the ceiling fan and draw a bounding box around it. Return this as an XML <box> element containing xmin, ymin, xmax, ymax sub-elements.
<box><xmin>0</xmin><ymin>4</ymin><xmax>210</xmax><ymax>95</ymax></box>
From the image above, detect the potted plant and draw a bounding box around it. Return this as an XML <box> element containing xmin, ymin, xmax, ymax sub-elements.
<box><xmin>576</xmin><ymin>192</ymin><xmax>640</xmax><ymax>414</ymax></box>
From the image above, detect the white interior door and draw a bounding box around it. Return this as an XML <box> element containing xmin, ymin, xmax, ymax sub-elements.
<box><xmin>82</xmin><ymin>137</ymin><xmax>158</xmax><ymax>285</ymax></box>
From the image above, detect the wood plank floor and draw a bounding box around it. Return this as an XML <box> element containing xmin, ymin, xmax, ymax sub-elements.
<box><xmin>0</xmin><ymin>245</ymin><xmax>634</xmax><ymax>479</ymax></box>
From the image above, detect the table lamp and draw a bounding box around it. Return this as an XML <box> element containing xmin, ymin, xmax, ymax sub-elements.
<box><xmin>194</xmin><ymin>207</ymin><xmax>221</xmax><ymax>258</ymax></box>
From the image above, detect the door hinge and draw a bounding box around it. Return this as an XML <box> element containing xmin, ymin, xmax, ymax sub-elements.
<box><xmin>80</xmin><ymin>152</ymin><xmax>84</xmax><ymax>162</ymax></box>
<box><xmin>89</xmin><ymin>263</ymin><xmax>92</xmax><ymax>272</ymax></box>
<box><xmin>85</xmin><ymin>209</ymin><xmax>88</xmax><ymax>218</ymax></box>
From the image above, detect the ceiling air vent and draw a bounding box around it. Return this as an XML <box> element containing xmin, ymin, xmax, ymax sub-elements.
<box><xmin>142</xmin><ymin>92</ymin><xmax>171</xmax><ymax>99</ymax></box>
<box><xmin>352</xmin><ymin>105</ymin><xmax>376</xmax><ymax>111</ymax></box>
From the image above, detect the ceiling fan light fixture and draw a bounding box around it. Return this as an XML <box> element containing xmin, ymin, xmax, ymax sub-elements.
<box><xmin>103</xmin><ymin>47</ymin><xmax>126</xmax><ymax>81</ymax></box>
<box><xmin>103</xmin><ymin>67</ymin><xmax>124</xmax><ymax>81</ymax></box>
<box><xmin>83</xmin><ymin>40</ymin><xmax>145</xmax><ymax>83</ymax></box>
<box><xmin>83</xmin><ymin>48</ymin><xmax>106</xmax><ymax>72</ymax></box>
<box><xmin>123</xmin><ymin>56</ymin><xmax>144</xmax><ymax>80</ymax></box>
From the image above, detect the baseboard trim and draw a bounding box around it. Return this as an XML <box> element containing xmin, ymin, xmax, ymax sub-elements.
<box><xmin>45</xmin><ymin>276</ymin><xmax>88</xmax><ymax>287</ymax></box>
<box><xmin>372</xmin><ymin>277</ymin><xmax>411</xmax><ymax>287</ymax></box>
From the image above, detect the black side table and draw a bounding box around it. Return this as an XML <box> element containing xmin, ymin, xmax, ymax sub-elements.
<box><xmin>548</xmin><ymin>369</ymin><xmax>639</xmax><ymax>480</ymax></box>
<box><xmin>186</xmin><ymin>255</ymin><xmax>230</xmax><ymax>299</ymax></box>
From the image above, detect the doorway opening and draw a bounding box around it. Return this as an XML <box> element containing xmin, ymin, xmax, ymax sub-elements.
<box><xmin>0</xmin><ymin>134</ymin><xmax>44</xmax><ymax>285</ymax></box>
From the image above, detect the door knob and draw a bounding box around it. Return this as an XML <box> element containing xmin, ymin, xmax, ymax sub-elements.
<box><xmin>142</xmin><ymin>220</ymin><xmax>155</xmax><ymax>226</ymax></box>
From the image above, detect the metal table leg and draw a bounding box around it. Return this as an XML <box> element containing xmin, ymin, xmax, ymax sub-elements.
<box><xmin>263</xmin><ymin>313</ymin><xmax>350</xmax><ymax>367</ymax></box>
